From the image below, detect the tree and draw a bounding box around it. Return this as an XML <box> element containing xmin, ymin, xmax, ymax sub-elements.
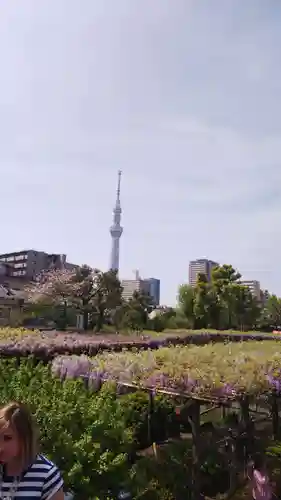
<box><xmin>178</xmin><ymin>284</ymin><xmax>195</xmax><ymax>327</ymax></box>
<box><xmin>24</xmin><ymin>269</ymin><xmax>79</xmax><ymax>329</ymax></box>
<box><xmin>211</xmin><ymin>265</ymin><xmax>242</xmax><ymax>329</ymax></box>
<box><xmin>177</xmin><ymin>263</ymin><xmax>263</xmax><ymax>331</ymax></box>
<box><xmin>212</xmin><ymin>264</ymin><xmax>241</xmax><ymax>289</ymax></box>
<box><xmin>227</xmin><ymin>283</ymin><xmax>260</xmax><ymax>331</ymax></box>
<box><xmin>25</xmin><ymin>267</ymin><xmax>123</xmax><ymax>332</ymax></box>
<box><xmin>193</xmin><ymin>273</ymin><xmax>212</xmax><ymax>329</ymax></box>
<box><xmin>73</xmin><ymin>267</ymin><xmax>123</xmax><ymax>331</ymax></box>
<box><xmin>261</xmin><ymin>295</ymin><xmax>281</xmax><ymax>330</ymax></box>
<box><xmin>72</xmin><ymin>265</ymin><xmax>94</xmax><ymax>330</ymax></box>
<box><xmin>115</xmin><ymin>292</ymin><xmax>154</xmax><ymax>332</ymax></box>
<box><xmin>90</xmin><ymin>269</ymin><xmax>123</xmax><ymax>332</ymax></box>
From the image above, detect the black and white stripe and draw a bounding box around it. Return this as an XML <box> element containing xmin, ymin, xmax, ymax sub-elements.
<box><xmin>1</xmin><ymin>454</ymin><xmax>63</xmax><ymax>499</ymax></box>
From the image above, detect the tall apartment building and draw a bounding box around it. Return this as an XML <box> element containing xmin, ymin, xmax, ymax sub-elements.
<box><xmin>146</xmin><ymin>278</ymin><xmax>160</xmax><ymax>306</ymax></box>
<box><xmin>189</xmin><ymin>259</ymin><xmax>219</xmax><ymax>287</ymax></box>
<box><xmin>121</xmin><ymin>272</ymin><xmax>160</xmax><ymax>305</ymax></box>
<box><xmin>241</xmin><ymin>280</ymin><xmax>261</xmax><ymax>301</ymax></box>
<box><xmin>0</xmin><ymin>250</ymin><xmax>76</xmax><ymax>283</ymax></box>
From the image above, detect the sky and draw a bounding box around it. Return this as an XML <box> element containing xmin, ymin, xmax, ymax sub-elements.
<box><xmin>1</xmin><ymin>0</ymin><xmax>281</xmax><ymax>305</ymax></box>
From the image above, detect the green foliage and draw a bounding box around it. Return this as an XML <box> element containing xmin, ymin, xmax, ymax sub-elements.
<box><xmin>178</xmin><ymin>284</ymin><xmax>195</xmax><ymax>327</ymax></box>
<box><xmin>0</xmin><ymin>358</ymin><xmax>132</xmax><ymax>499</ymax></box>
<box><xmin>130</xmin><ymin>441</ymin><xmax>192</xmax><ymax>499</ymax></box>
<box><xmin>25</xmin><ymin>266</ymin><xmax>123</xmax><ymax>332</ymax></box>
<box><xmin>73</xmin><ymin>266</ymin><xmax>123</xmax><ymax>331</ymax></box>
<box><xmin>116</xmin><ymin>292</ymin><xmax>155</xmax><ymax>332</ymax></box>
<box><xmin>266</xmin><ymin>442</ymin><xmax>281</xmax><ymax>458</ymax></box>
<box><xmin>262</xmin><ymin>295</ymin><xmax>281</xmax><ymax>329</ymax></box>
<box><xmin>147</xmin><ymin>315</ymin><xmax>166</xmax><ymax>332</ymax></box>
<box><xmin>178</xmin><ymin>263</ymin><xmax>262</xmax><ymax>331</ymax></box>
<box><xmin>0</xmin><ymin>358</ymin><xmax>182</xmax><ymax>499</ymax></box>
<box><xmin>119</xmin><ymin>392</ymin><xmax>179</xmax><ymax>449</ymax></box>
<box><xmin>165</xmin><ymin>311</ymin><xmax>191</xmax><ymax>330</ymax></box>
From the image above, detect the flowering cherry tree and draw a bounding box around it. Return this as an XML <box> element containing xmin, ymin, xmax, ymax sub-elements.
<box><xmin>25</xmin><ymin>269</ymin><xmax>78</xmax><ymax>303</ymax></box>
<box><xmin>25</xmin><ymin>266</ymin><xmax>123</xmax><ymax>331</ymax></box>
<box><xmin>24</xmin><ymin>269</ymin><xmax>79</xmax><ymax>328</ymax></box>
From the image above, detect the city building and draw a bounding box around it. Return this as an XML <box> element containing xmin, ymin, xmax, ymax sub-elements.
<box><xmin>0</xmin><ymin>250</ymin><xmax>76</xmax><ymax>284</ymax></box>
<box><xmin>189</xmin><ymin>259</ymin><xmax>219</xmax><ymax>286</ymax></box>
<box><xmin>121</xmin><ymin>278</ymin><xmax>148</xmax><ymax>302</ymax></box>
<box><xmin>241</xmin><ymin>280</ymin><xmax>261</xmax><ymax>301</ymax></box>
<box><xmin>261</xmin><ymin>289</ymin><xmax>270</xmax><ymax>304</ymax></box>
<box><xmin>109</xmin><ymin>170</ymin><xmax>123</xmax><ymax>274</ymax></box>
<box><xmin>145</xmin><ymin>278</ymin><xmax>160</xmax><ymax>306</ymax></box>
<box><xmin>121</xmin><ymin>271</ymin><xmax>160</xmax><ymax>305</ymax></box>
<box><xmin>121</xmin><ymin>271</ymin><xmax>149</xmax><ymax>301</ymax></box>
<box><xmin>0</xmin><ymin>261</ymin><xmax>30</xmax><ymax>290</ymax></box>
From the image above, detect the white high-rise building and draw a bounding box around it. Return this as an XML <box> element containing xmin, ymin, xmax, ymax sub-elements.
<box><xmin>241</xmin><ymin>280</ymin><xmax>261</xmax><ymax>300</ymax></box>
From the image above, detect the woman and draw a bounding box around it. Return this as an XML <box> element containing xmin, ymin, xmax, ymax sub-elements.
<box><xmin>0</xmin><ymin>401</ymin><xmax>64</xmax><ymax>499</ymax></box>
<box><xmin>249</xmin><ymin>453</ymin><xmax>272</xmax><ymax>500</ymax></box>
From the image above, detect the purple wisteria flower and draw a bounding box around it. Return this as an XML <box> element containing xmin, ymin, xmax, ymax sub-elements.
<box><xmin>267</xmin><ymin>373</ymin><xmax>281</xmax><ymax>392</ymax></box>
<box><xmin>145</xmin><ymin>373</ymin><xmax>171</xmax><ymax>389</ymax></box>
<box><xmin>51</xmin><ymin>355</ymin><xmax>92</xmax><ymax>379</ymax></box>
<box><xmin>88</xmin><ymin>370</ymin><xmax>103</xmax><ymax>391</ymax></box>
<box><xmin>213</xmin><ymin>383</ymin><xmax>236</xmax><ymax>398</ymax></box>
<box><xmin>179</xmin><ymin>375</ymin><xmax>196</xmax><ymax>393</ymax></box>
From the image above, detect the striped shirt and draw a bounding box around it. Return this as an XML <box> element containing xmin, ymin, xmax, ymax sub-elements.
<box><xmin>1</xmin><ymin>454</ymin><xmax>64</xmax><ymax>499</ymax></box>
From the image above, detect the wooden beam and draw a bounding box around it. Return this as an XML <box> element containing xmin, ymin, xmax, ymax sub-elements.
<box><xmin>200</xmin><ymin>405</ymin><xmax>219</xmax><ymax>416</ymax></box>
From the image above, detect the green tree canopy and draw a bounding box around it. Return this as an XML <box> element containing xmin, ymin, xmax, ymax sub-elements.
<box><xmin>178</xmin><ymin>263</ymin><xmax>264</xmax><ymax>331</ymax></box>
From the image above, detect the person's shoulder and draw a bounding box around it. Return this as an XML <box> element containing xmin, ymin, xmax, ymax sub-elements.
<box><xmin>31</xmin><ymin>455</ymin><xmax>64</xmax><ymax>500</ymax></box>
<box><xmin>30</xmin><ymin>454</ymin><xmax>60</xmax><ymax>476</ymax></box>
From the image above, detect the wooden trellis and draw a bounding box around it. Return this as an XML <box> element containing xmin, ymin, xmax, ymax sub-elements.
<box><xmin>83</xmin><ymin>376</ymin><xmax>280</xmax><ymax>500</ymax></box>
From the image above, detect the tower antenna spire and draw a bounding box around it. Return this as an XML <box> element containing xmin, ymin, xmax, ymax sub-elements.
<box><xmin>109</xmin><ymin>171</ymin><xmax>123</xmax><ymax>274</ymax></box>
<box><xmin>117</xmin><ymin>170</ymin><xmax>121</xmax><ymax>203</ymax></box>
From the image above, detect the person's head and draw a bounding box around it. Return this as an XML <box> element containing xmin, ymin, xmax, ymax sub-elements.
<box><xmin>253</xmin><ymin>453</ymin><xmax>266</xmax><ymax>472</ymax></box>
<box><xmin>0</xmin><ymin>402</ymin><xmax>37</xmax><ymax>469</ymax></box>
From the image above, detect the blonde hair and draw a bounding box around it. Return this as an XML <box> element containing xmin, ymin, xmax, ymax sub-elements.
<box><xmin>0</xmin><ymin>402</ymin><xmax>38</xmax><ymax>468</ymax></box>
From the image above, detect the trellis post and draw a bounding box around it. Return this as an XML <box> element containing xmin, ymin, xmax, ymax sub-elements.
<box><xmin>240</xmin><ymin>395</ymin><xmax>250</xmax><ymax>429</ymax></box>
<box><xmin>271</xmin><ymin>390</ymin><xmax>279</xmax><ymax>440</ymax></box>
<box><xmin>228</xmin><ymin>433</ymin><xmax>239</xmax><ymax>496</ymax></box>
<box><xmin>240</xmin><ymin>395</ymin><xmax>253</xmax><ymax>470</ymax></box>
<box><xmin>188</xmin><ymin>401</ymin><xmax>201</xmax><ymax>500</ymax></box>
<box><xmin>147</xmin><ymin>391</ymin><xmax>155</xmax><ymax>447</ymax></box>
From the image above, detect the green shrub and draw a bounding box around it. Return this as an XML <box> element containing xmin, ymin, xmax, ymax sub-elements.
<box><xmin>130</xmin><ymin>441</ymin><xmax>192</xmax><ymax>499</ymax></box>
<box><xmin>165</xmin><ymin>314</ymin><xmax>191</xmax><ymax>330</ymax></box>
<box><xmin>0</xmin><ymin>358</ymin><xmax>132</xmax><ymax>499</ymax></box>
<box><xmin>147</xmin><ymin>316</ymin><xmax>166</xmax><ymax>332</ymax></box>
<box><xmin>0</xmin><ymin>358</ymin><xmax>183</xmax><ymax>499</ymax></box>
<box><xmin>119</xmin><ymin>391</ymin><xmax>179</xmax><ymax>449</ymax></box>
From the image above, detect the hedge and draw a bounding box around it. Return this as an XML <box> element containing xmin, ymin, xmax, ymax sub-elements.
<box><xmin>0</xmin><ymin>357</ymin><xmax>179</xmax><ymax>499</ymax></box>
<box><xmin>0</xmin><ymin>327</ymin><xmax>278</xmax><ymax>361</ymax></box>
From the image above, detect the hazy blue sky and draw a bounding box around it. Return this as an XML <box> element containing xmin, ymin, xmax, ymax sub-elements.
<box><xmin>1</xmin><ymin>0</ymin><xmax>281</xmax><ymax>305</ymax></box>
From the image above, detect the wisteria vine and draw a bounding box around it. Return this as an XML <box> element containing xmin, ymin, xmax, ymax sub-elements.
<box><xmin>51</xmin><ymin>341</ymin><xmax>281</xmax><ymax>399</ymax></box>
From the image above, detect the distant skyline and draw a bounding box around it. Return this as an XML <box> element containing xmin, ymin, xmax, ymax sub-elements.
<box><xmin>1</xmin><ymin>1</ymin><xmax>281</xmax><ymax>305</ymax></box>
